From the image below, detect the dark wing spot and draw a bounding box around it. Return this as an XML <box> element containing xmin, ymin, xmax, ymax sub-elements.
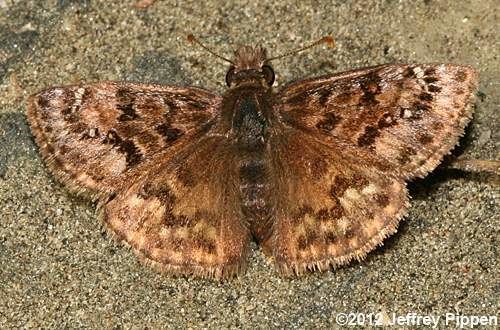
<box><xmin>297</xmin><ymin>205</ymin><xmax>314</xmax><ymax>217</ymax></box>
<box><xmin>166</xmin><ymin>236</ymin><xmax>185</xmax><ymax>251</ymax></box>
<box><xmin>344</xmin><ymin>227</ymin><xmax>357</xmax><ymax>239</ymax></box>
<box><xmin>117</xmin><ymin>104</ymin><xmax>138</xmax><ymax>121</ymax></box>
<box><xmin>141</xmin><ymin>183</ymin><xmax>176</xmax><ymax>205</ymax></box>
<box><xmin>327</xmin><ymin>201</ymin><xmax>345</xmax><ymax>219</ymax></box>
<box><xmin>417</xmin><ymin>158</ymin><xmax>427</xmax><ymax>167</ymax></box>
<box><xmin>316</xmin><ymin>112</ymin><xmax>341</xmax><ymax>133</ymax></box>
<box><xmin>316</xmin><ymin>202</ymin><xmax>346</xmax><ymax>222</ymax></box>
<box><xmin>424</xmin><ymin>77</ymin><xmax>438</xmax><ymax>84</ymax></box>
<box><xmin>418</xmin><ymin>133</ymin><xmax>433</xmax><ymax>145</ymax></box>
<box><xmin>330</xmin><ymin>176</ymin><xmax>351</xmax><ymax>198</ymax></box>
<box><xmin>403</xmin><ymin>67</ymin><xmax>416</xmax><ymax>78</ymax></box>
<box><xmin>161</xmin><ymin>93</ymin><xmax>210</xmax><ymax>113</ymax></box>
<box><xmin>37</xmin><ymin>94</ymin><xmax>50</xmax><ymax>108</ymax></box>
<box><xmin>357</xmin><ymin>125</ymin><xmax>380</xmax><ymax>147</ymax></box>
<box><xmin>183</xmin><ymin>98</ymin><xmax>210</xmax><ymax>111</ymax></box>
<box><xmin>116</xmin><ymin>88</ymin><xmax>139</xmax><ymax>121</ymax></box>
<box><xmin>120</xmin><ymin>140</ymin><xmax>142</xmax><ymax>167</ymax></box>
<box><xmin>163</xmin><ymin>98</ymin><xmax>180</xmax><ymax>113</ymax></box>
<box><xmin>193</xmin><ymin>232</ymin><xmax>217</xmax><ymax>254</ymax></box>
<box><xmin>374</xmin><ymin>194</ymin><xmax>390</xmax><ymax>208</ymax></box>
<box><xmin>424</xmin><ymin>67</ymin><xmax>436</xmax><ymax>76</ymax></box>
<box><xmin>58</xmin><ymin>90</ymin><xmax>78</xmax><ymax>122</ymax></box>
<box><xmin>285</xmin><ymin>92</ymin><xmax>309</xmax><ymax>107</ymax></box>
<box><xmin>432</xmin><ymin>122</ymin><xmax>444</xmax><ymax>130</ymax></box>
<box><xmin>360</xmin><ymin>73</ymin><xmax>382</xmax><ymax>105</ymax></box>
<box><xmin>297</xmin><ymin>230</ymin><xmax>318</xmax><ymax>251</ymax></box>
<box><xmin>330</xmin><ymin>174</ymin><xmax>368</xmax><ymax>200</ymax></box>
<box><xmin>80</xmin><ymin>87</ymin><xmax>92</xmax><ymax>105</ymax></box>
<box><xmin>316</xmin><ymin>208</ymin><xmax>330</xmax><ymax>221</ymax></box>
<box><xmin>163</xmin><ymin>212</ymin><xmax>189</xmax><ymax>228</ymax></box>
<box><xmin>414</xmin><ymin>102</ymin><xmax>431</xmax><ymax>112</ymax></box>
<box><xmin>297</xmin><ymin>236</ymin><xmax>308</xmax><ymax>250</ymax></box>
<box><xmin>60</xmin><ymin>89</ymin><xmax>76</xmax><ymax>113</ymax></box>
<box><xmin>103</xmin><ymin>130</ymin><xmax>120</xmax><ymax>144</ymax></box>
<box><xmin>155</xmin><ymin>124</ymin><xmax>183</xmax><ymax>144</ymax></box>
<box><xmin>103</xmin><ymin>130</ymin><xmax>142</xmax><ymax>167</ymax></box>
<box><xmin>419</xmin><ymin>92</ymin><xmax>433</xmax><ymax>101</ymax></box>
<box><xmin>59</xmin><ymin>144</ymin><xmax>70</xmax><ymax>155</ymax></box>
<box><xmin>454</xmin><ymin>70</ymin><xmax>467</xmax><ymax>82</ymax></box>
<box><xmin>428</xmin><ymin>85</ymin><xmax>442</xmax><ymax>93</ymax></box>
<box><xmin>398</xmin><ymin>154</ymin><xmax>410</xmax><ymax>165</ymax></box>
<box><xmin>317</xmin><ymin>89</ymin><xmax>332</xmax><ymax>106</ymax></box>
<box><xmin>397</xmin><ymin>146</ymin><xmax>417</xmax><ymax>165</ymax></box>
<box><xmin>71</xmin><ymin>122</ymin><xmax>87</xmax><ymax>135</ymax></box>
<box><xmin>325</xmin><ymin>231</ymin><xmax>338</xmax><ymax>244</ymax></box>
<box><xmin>398</xmin><ymin>107</ymin><xmax>407</xmax><ymax>118</ymax></box>
<box><xmin>41</xmin><ymin>125</ymin><xmax>53</xmax><ymax>133</ymax></box>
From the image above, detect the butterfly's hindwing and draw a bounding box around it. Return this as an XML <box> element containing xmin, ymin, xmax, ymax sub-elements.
<box><xmin>101</xmin><ymin>135</ymin><xmax>251</xmax><ymax>278</ymax></box>
<box><xmin>262</xmin><ymin>129</ymin><xmax>409</xmax><ymax>274</ymax></box>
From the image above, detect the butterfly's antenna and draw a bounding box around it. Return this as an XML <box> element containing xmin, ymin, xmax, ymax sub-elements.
<box><xmin>267</xmin><ymin>36</ymin><xmax>335</xmax><ymax>62</ymax></box>
<box><xmin>187</xmin><ymin>34</ymin><xmax>235</xmax><ymax>65</ymax></box>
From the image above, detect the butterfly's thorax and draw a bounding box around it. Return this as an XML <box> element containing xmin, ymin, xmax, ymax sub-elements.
<box><xmin>220</xmin><ymin>79</ymin><xmax>275</xmax><ymax>241</ymax></box>
<box><xmin>226</xmin><ymin>82</ymin><xmax>272</xmax><ymax>147</ymax></box>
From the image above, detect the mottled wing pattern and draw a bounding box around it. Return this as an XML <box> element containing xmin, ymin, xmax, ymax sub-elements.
<box><xmin>27</xmin><ymin>61</ymin><xmax>479</xmax><ymax>278</ymax></box>
<box><xmin>101</xmin><ymin>136</ymin><xmax>250</xmax><ymax>278</ymax></box>
<box><xmin>27</xmin><ymin>82</ymin><xmax>220</xmax><ymax>195</ymax></box>
<box><xmin>268</xmin><ymin>64</ymin><xmax>478</xmax><ymax>274</ymax></box>
<box><xmin>278</xmin><ymin>64</ymin><xmax>478</xmax><ymax>179</ymax></box>
<box><xmin>264</xmin><ymin>130</ymin><xmax>408</xmax><ymax>274</ymax></box>
<box><xmin>27</xmin><ymin>81</ymin><xmax>252</xmax><ymax>277</ymax></box>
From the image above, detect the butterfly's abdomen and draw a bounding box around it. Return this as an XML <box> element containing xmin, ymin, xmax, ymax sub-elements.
<box><xmin>239</xmin><ymin>158</ymin><xmax>273</xmax><ymax>242</ymax></box>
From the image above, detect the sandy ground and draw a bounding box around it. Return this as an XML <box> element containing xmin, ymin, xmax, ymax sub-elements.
<box><xmin>0</xmin><ymin>0</ymin><xmax>498</xmax><ymax>328</ymax></box>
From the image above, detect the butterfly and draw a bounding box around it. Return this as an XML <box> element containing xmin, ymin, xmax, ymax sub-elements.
<box><xmin>26</xmin><ymin>36</ymin><xmax>478</xmax><ymax>278</ymax></box>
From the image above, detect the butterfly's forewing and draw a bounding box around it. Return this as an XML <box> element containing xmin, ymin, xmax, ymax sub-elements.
<box><xmin>278</xmin><ymin>64</ymin><xmax>478</xmax><ymax>179</ymax></box>
<box><xmin>27</xmin><ymin>82</ymin><xmax>220</xmax><ymax>195</ymax></box>
<box><xmin>267</xmin><ymin>64</ymin><xmax>478</xmax><ymax>274</ymax></box>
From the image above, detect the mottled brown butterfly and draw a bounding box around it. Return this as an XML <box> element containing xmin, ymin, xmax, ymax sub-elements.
<box><xmin>27</xmin><ymin>36</ymin><xmax>478</xmax><ymax>278</ymax></box>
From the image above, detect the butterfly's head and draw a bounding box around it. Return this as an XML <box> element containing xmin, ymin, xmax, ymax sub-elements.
<box><xmin>187</xmin><ymin>34</ymin><xmax>334</xmax><ymax>88</ymax></box>
<box><xmin>225</xmin><ymin>45</ymin><xmax>275</xmax><ymax>88</ymax></box>
<box><xmin>223</xmin><ymin>36</ymin><xmax>334</xmax><ymax>88</ymax></box>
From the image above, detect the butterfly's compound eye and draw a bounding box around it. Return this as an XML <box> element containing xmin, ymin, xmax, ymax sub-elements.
<box><xmin>262</xmin><ymin>65</ymin><xmax>275</xmax><ymax>86</ymax></box>
<box><xmin>225</xmin><ymin>66</ymin><xmax>236</xmax><ymax>86</ymax></box>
